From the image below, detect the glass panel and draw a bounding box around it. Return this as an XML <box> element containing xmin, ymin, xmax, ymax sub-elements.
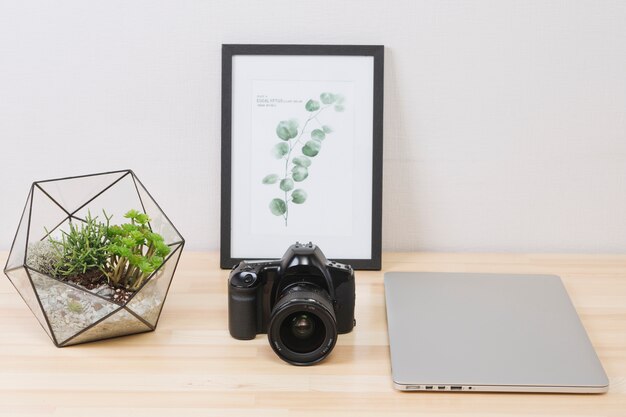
<box><xmin>29</xmin><ymin>186</ymin><xmax>69</xmax><ymax>242</ymax></box>
<box><xmin>5</xmin><ymin>190</ymin><xmax>31</xmax><ymax>270</ymax></box>
<box><xmin>62</xmin><ymin>308</ymin><xmax>152</xmax><ymax>346</ymax></box>
<box><xmin>73</xmin><ymin>173</ymin><xmax>143</xmax><ymax>225</ymax></box>
<box><xmin>132</xmin><ymin>175</ymin><xmax>183</xmax><ymax>245</ymax></box>
<box><xmin>4</xmin><ymin>267</ymin><xmax>53</xmax><ymax>340</ymax></box>
<box><xmin>28</xmin><ymin>269</ymin><xmax>120</xmax><ymax>345</ymax></box>
<box><xmin>126</xmin><ymin>244</ymin><xmax>182</xmax><ymax>327</ymax></box>
<box><xmin>37</xmin><ymin>171</ymin><xmax>128</xmax><ymax>214</ymax></box>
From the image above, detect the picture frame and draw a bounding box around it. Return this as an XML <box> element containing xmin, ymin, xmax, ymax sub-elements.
<box><xmin>221</xmin><ymin>44</ymin><xmax>384</xmax><ymax>270</ymax></box>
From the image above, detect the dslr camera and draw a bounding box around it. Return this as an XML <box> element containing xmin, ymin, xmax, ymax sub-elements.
<box><xmin>228</xmin><ymin>242</ymin><xmax>355</xmax><ymax>365</ymax></box>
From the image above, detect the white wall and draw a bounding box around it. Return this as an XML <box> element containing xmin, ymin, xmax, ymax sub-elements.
<box><xmin>1</xmin><ymin>0</ymin><xmax>625</xmax><ymax>253</ymax></box>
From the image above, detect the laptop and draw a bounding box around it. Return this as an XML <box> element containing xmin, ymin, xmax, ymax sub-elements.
<box><xmin>384</xmin><ymin>272</ymin><xmax>608</xmax><ymax>393</ymax></box>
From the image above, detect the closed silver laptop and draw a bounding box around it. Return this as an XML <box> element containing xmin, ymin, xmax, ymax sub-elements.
<box><xmin>384</xmin><ymin>272</ymin><xmax>608</xmax><ymax>393</ymax></box>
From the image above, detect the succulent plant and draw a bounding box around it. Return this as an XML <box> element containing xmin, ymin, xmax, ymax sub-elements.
<box><xmin>103</xmin><ymin>209</ymin><xmax>171</xmax><ymax>291</ymax></box>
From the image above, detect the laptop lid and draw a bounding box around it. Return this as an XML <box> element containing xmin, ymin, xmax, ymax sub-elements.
<box><xmin>384</xmin><ymin>272</ymin><xmax>608</xmax><ymax>393</ymax></box>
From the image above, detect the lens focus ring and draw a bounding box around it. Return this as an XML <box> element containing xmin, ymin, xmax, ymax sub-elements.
<box><xmin>274</xmin><ymin>286</ymin><xmax>336</xmax><ymax>319</ymax></box>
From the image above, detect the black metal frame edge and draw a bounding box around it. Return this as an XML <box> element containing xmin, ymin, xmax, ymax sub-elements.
<box><xmin>34</xmin><ymin>169</ymin><xmax>130</xmax><ymax>184</ymax></box>
<box><xmin>220</xmin><ymin>44</ymin><xmax>384</xmax><ymax>270</ymax></box>
<box><xmin>131</xmin><ymin>171</ymin><xmax>185</xmax><ymax>243</ymax></box>
<box><xmin>220</xmin><ymin>44</ymin><xmax>234</xmax><ymax>270</ymax></box>
<box><xmin>23</xmin><ymin>184</ymin><xmax>35</xmax><ymax>267</ymax></box>
<box><xmin>61</xmin><ymin>327</ymin><xmax>154</xmax><ymax>347</ymax></box>
<box><xmin>69</xmin><ymin>171</ymin><xmax>131</xmax><ymax>217</ymax></box>
<box><xmin>34</xmin><ymin>184</ymin><xmax>71</xmax><ymax>217</ymax></box>
<box><xmin>3</xmin><ymin>187</ymin><xmax>32</xmax><ymax>271</ymax></box>
<box><xmin>60</xmin><ymin>305</ymin><xmax>125</xmax><ymax>346</ymax></box>
<box><xmin>123</xmin><ymin>306</ymin><xmax>155</xmax><ymax>330</ymax></box>
<box><xmin>39</xmin><ymin>216</ymin><xmax>71</xmax><ymax>242</ymax></box>
<box><xmin>4</xmin><ymin>267</ymin><xmax>58</xmax><ymax>346</ymax></box>
<box><xmin>150</xmin><ymin>242</ymin><xmax>185</xmax><ymax>329</ymax></box>
<box><xmin>24</xmin><ymin>268</ymin><xmax>60</xmax><ymax>346</ymax></box>
<box><xmin>123</xmin><ymin>242</ymin><xmax>183</xmax><ymax>306</ymax></box>
<box><xmin>130</xmin><ymin>172</ymin><xmax>154</xmax><ymax>233</ymax></box>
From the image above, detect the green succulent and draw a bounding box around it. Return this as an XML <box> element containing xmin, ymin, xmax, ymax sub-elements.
<box><xmin>103</xmin><ymin>209</ymin><xmax>171</xmax><ymax>291</ymax></box>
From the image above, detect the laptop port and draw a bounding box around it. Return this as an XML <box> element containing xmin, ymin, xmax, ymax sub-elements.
<box><xmin>425</xmin><ymin>386</ymin><xmax>433</xmax><ymax>390</ymax></box>
<box><xmin>438</xmin><ymin>386</ymin><xmax>446</xmax><ymax>390</ymax></box>
<box><xmin>451</xmin><ymin>386</ymin><xmax>462</xmax><ymax>390</ymax></box>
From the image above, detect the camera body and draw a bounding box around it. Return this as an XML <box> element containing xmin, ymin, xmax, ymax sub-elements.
<box><xmin>228</xmin><ymin>242</ymin><xmax>355</xmax><ymax>365</ymax></box>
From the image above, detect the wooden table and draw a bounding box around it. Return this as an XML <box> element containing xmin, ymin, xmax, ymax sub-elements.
<box><xmin>1</xmin><ymin>252</ymin><xmax>625</xmax><ymax>417</ymax></box>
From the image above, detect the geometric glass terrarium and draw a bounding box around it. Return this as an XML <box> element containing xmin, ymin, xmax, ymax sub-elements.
<box><xmin>3</xmin><ymin>170</ymin><xmax>184</xmax><ymax>347</ymax></box>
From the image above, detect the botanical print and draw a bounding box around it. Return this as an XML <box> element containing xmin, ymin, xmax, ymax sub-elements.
<box><xmin>261</xmin><ymin>92</ymin><xmax>346</xmax><ymax>226</ymax></box>
<box><xmin>229</xmin><ymin>53</ymin><xmax>374</xmax><ymax>260</ymax></box>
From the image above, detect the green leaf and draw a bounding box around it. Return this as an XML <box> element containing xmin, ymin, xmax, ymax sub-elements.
<box><xmin>124</xmin><ymin>209</ymin><xmax>140</xmax><ymax>220</ymax></box>
<box><xmin>262</xmin><ymin>174</ymin><xmax>279</xmax><ymax>184</ymax></box>
<box><xmin>150</xmin><ymin>255</ymin><xmax>164</xmax><ymax>268</ymax></box>
<box><xmin>291</xmin><ymin>189</ymin><xmax>307</xmax><ymax>204</ymax></box>
<box><xmin>302</xmin><ymin>139</ymin><xmax>322</xmax><ymax>157</ymax></box>
<box><xmin>269</xmin><ymin>198</ymin><xmax>287</xmax><ymax>216</ymax></box>
<box><xmin>135</xmin><ymin>213</ymin><xmax>150</xmax><ymax>225</ymax></box>
<box><xmin>333</xmin><ymin>95</ymin><xmax>345</xmax><ymax>111</ymax></box>
<box><xmin>147</xmin><ymin>232</ymin><xmax>164</xmax><ymax>243</ymax></box>
<box><xmin>276</xmin><ymin>119</ymin><xmax>298</xmax><ymax>140</ymax></box>
<box><xmin>138</xmin><ymin>260</ymin><xmax>155</xmax><ymax>275</ymax></box>
<box><xmin>305</xmin><ymin>99</ymin><xmax>320</xmax><ymax>112</ymax></box>
<box><xmin>292</xmin><ymin>166</ymin><xmax>309</xmax><ymax>182</ymax></box>
<box><xmin>280</xmin><ymin>178</ymin><xmax>294</xmax><ymax>191</ymax></box>
<box><xmin>322</xmin><ymin>125</ymin><xmax>332</xmax><ymax>134</ymax></box>
<box><xmin>107</xmin><ymin>225</ymin><xmax>123</xmax><ymax>237</ymax></box>
<box><xmin>272</xmin><ymin>142</ymin><xmax>289</xmax><ymax>159</ymax></box>
<box><xmin>320</xmin><ymin>92</ymin><xmax>335</xmax><ymax>105</ymax></box>
<box><xmin>128</xmin><ymin>254</ymin><xmax>141</xmax><ymax>266</ymax></box>
<box><xmin>155</xmin><ymin>242</ymin><xmax>171</xmax><ymax>257</ymax></box>
<box><xmin>292</xmin><ymin>156</ymin><xmax>311</xmax><ymax>167</ymax></box>
<box><xmin>311</xmin><ymin>129</ymin><xmax>325</xmax><ymax>141</ymax></box>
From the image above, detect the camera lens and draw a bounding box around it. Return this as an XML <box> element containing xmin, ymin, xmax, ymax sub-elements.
<box><xmin>268</xmin><ymin>284</ymin><xmax>337</xmax><ymax>366</ymax></box>
<box><xmin>290</xmin><ymin>313</ymin><xmax>315</xmax><ymax>339</ymax></box>
<box><xmin>280</xmin><ymin>312</ymin><xmax>325</xmax><ymax>354</ymax></box>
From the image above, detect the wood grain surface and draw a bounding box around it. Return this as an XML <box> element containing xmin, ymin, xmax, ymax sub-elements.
<box><xmin>1</xmin><ymin>251</ymin><xmax>625</xmax><ymax>417</ymax></box>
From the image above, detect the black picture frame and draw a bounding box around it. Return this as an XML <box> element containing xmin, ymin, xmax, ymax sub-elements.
<box><xmin>221</xmin><ymin>44</ymin><xmax>384</xmax><ymax>270</ymax></box>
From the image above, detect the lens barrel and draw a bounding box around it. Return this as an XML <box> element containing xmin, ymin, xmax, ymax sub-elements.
<box><xmin>267</xmin><ymin>284</ymin><xmax>337</xmax><ymax>366</ymax></box>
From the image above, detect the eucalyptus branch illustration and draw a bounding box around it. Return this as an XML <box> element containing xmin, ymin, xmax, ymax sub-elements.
<box><xmin>262</xmin><ymin>92</ymin><xmax>345</xmax><ymax>226</ymax></box>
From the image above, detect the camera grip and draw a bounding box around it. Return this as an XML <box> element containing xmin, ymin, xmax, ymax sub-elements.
<box><xmin>228</xmin><ymin>284</ymin><xmax>258</xmax><ymax>340</ymax></box>
<box><xmin>334</xmin><ymin>273</ymin><xmax>356</xmax><ymax>334</ymax></box>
